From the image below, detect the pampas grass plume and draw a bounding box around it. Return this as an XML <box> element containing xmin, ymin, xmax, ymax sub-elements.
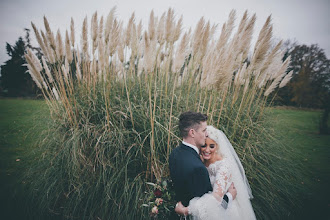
<box><xmin>43</xmin><ymin>16</ymin><xmax>56</xmax><ymax>51</ymax></box>
<box><xmin>40</xmin><ymin>30</ymin><xmax>55</xmax><ymax>63</ymax></box>
<box><xmin>148</xmin><ymin>10</ymin><xmax>156</xmax><ymax>41</ymax></box>
<box><xmin>104</xmin><ymin>6</ymin><xmax>116</xmax><ymax>44</ymax></box>
<box><xmin>70</xmin><ymin>18</ymin><xmax>75</xmax><ymax>47</ymax></box>
<box><xmin>173</xmin><ymin>16</ymin><xmax>183</xmax><ymax>43</ymax></box>
<box><xmin>81</xmin><ymin>16</ymin><xmax>89</xmax><ymax>57</ymax></box>
<box><xmin>56</xmin><ymin>30</ymin><xmax>64</xmax><ymax>59</ymax></box>
<box><xmin>91</xmin><ymin>11</ymin><xmax>99</xmax><ymax>53</ymax></box>
<box><xmin>192</xmin><ymin>17</ymin><xmax>205</xmax><ymax>55</ymax></box>
<box><xmin>125</xmin><ymin>12</ymin><xmax>135</xmax><ymax>46</ymax></box>
<box><xmin>42</xmin><ymin>56</ymin><xmax>54</xmax><ymax>83</ymax></box>
<box><xmin>25</xmin><ymin>48</ymin><xmax>44</xmax><ymax>88</ymax></box>
<box><xmin>264</xmin><ymin>71</ymin><xmax>285</xmax><ymax>96</ymax></box>
<box><xmin>165</xmin><ymin>8</ymin><xmax>174</xmax><ymax>43</ymax></box>
<box><xmin>65</xmin><ymin>30</ymin><xmax>73</xmax><ymax>63</ymax></box>
<box><xmin>31</xmin><ymin>22</ymin><xmax>49</xmax><ymax>61</ymax></box>
<box><xmin>98</xmin><ymin>16</ymin><xmax>104</xmax><ymax>42</ymax></box>
<box><xmin>157</xmin><ymin>13</ymin><xmax>166</xmax><ymax>46</ymax></box>
<box><xmin>27</xmin><ymin>64</ymin><xmax>42</xmax><ymax>89</ymax></box>
<box><xmin>279</xmin><ymin>70</ymin><xmax>293</xmax><ymax>88</ymax></box>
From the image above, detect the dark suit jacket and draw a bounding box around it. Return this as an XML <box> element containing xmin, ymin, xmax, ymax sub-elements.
<box><xmin>169</xmin><ymin>143</ymin><xmax>213</xmax><ymax>206</ymax></box>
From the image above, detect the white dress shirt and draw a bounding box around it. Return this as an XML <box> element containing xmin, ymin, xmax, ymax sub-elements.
<box><xmin>182</xmin><ymin>141</ymin><xmax>199</xmax><ymax>154</ymax></box>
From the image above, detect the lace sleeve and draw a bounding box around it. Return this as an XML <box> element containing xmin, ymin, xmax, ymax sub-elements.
<box><xmin>187</xmin><ymin>160</ymin><xmax>231</xmax><ymax>220</ymax></box>
<box><xmin>213</xmin><ymin>160</ymin><xmax>232</xmax><ymax>197</ymax></box>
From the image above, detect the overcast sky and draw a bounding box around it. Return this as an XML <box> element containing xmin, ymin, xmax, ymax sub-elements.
<box><xmin>0</xmin><ymin>0</ymin><xmax>329</xmax><ymax>65</ymax></box>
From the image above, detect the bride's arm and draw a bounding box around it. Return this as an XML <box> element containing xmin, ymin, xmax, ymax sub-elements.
<box><xmin>213</xmin><ymin>161</ymin><xmax>231</xmax><ymax>197</ymax></box>
<box><xmin>212</xmin><ymin>160</ymin><xmax>237</xmax><ymax>209</ymax></box>
<box><xmin>175</xmin><ymin>162</ymin><xmax>233</xmax><ymax>217</ymax></box>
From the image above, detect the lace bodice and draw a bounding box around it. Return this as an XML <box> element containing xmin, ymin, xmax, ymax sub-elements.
<box><xmin>207</xmin><ymin>158</ymin><xmax>232</xmax><ymax>196</ymax></box>
<box><xmin>188</xmin><ymin>158</ymin><xmax>233</xmax><ymax>220</ymax></box>
<box><xmin>188</xmin><ymin>157</ymin><xmax>256</xmax><ymax>220</ymax></box>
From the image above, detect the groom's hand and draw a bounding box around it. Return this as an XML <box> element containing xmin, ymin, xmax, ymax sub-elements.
<box><xmin>228</xmin><ymin>183</ymin><xmax>237</xmax><ymax>200</ymax></box>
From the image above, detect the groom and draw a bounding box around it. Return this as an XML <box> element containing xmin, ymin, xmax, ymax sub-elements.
<box><xmin>169</xmin><ymin>111</ymin><xmax>237</xmax><ymax>210</ymax></box>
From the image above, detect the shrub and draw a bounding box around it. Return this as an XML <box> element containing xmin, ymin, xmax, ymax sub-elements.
<box><xmin>25</xmin><ymin>7</ymin><xmax>296</xmax><ymax>219</ymax></box>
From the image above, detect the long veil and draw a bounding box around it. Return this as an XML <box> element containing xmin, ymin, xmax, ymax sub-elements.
<box><xmin>206</xmin><ymin>126</ymin><xmax>256</xmax><ymax>219</ymax></box>
<box><xmin>206</xmin><ymin>125</ymin><xmax>253</xmax><ymax>199</ymax></box>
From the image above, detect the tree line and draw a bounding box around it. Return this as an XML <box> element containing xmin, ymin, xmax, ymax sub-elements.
<box><xmin>1</xmin><ymin>30</ymin><xmax>329</xmax><ymax>133</ymax></box>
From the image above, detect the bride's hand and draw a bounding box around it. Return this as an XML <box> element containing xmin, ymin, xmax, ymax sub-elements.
<box><xmin>175</xmin><ymin>201</ymin><xmax>189</xmax><ymax>216</ymax></box>
<box><xmin>228</xmin><ymin>182</ymin><xmax>237</xmax><ymax>200</ymax></box>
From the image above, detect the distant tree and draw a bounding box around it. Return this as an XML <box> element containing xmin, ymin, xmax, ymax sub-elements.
<box><xmin>0</xmin><ymin>29</ymin><xmax>41</xmax><ymax>97</ymax></box>
<box><xmin>276</xmin><ymin>43</ymin><xmax>330</xmax><ymax>134</ymax></box>
<box><xmin>288</xmin><ymin>44</ymin><xmax>330</xmax><ymax>108</ymax></box>
<box><xmin>290</xmin><ymin>59</ymin><xmax>315</xmax><ymax>106</ymax></box>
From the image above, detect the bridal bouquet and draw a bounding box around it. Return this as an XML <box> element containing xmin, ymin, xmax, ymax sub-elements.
<box><xmin>142</xmin><ymin>179</ymin><xmax>177</xmax><ymax>219</ymax></box>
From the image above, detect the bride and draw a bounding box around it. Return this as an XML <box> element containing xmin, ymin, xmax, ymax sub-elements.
<box><xmin>175</xmin><ymin>125</ymin><xmax>256</xmax><ymax>220</ymax></box>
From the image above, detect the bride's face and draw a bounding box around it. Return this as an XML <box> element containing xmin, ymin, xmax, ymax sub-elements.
<box><xmin>200</xmin><ymin>137</ymin><xmax>218</xmax><ymax>161</ymax></box>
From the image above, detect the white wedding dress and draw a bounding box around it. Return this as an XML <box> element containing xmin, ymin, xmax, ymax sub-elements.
<box><xmin>188</xmin><ymin>126</ymin><xmax>256</xmax><ymax>220</ymax></box>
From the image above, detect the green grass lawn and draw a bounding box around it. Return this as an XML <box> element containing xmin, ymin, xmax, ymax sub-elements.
<box><xmin>0</xmin><ymin>99</ymin><xmax>329</xmax><ymax>219</ymax></box>
<box><xmin>0</xmin><ymin>99</ymin><xmax>49</xmax><ymax>219</ymax></box>
<box><xmin>269</xmin><ymin>107</ymin><xmax>330</xmax><ymax>219</ymax></box>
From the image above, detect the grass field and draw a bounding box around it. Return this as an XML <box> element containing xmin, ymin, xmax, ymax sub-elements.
<box><xmin>0</xmin><ymin>99</ymin><xmax>329</xmax><ymax>219</ymax></box>
<box><xmin>268</xmin><ymin>107</ymin><xmax>330</xmax><ymax>219</ymax></box>
<box><xmin>0</xmin><ymin>99</ymin><xmax>49</xmax><ymax>219</ymax></box>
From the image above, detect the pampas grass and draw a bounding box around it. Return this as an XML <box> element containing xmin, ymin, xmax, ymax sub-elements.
<box><xmin>25</xmin><ymin>7</ymin><xmax>297</xmax><ymax>219</ymax></box>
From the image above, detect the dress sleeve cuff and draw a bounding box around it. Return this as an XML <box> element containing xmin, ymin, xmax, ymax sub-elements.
<box><xmin>226</xmin><ymin>192</ymin><xmax>233</xmax><ymax>204</ymax></box>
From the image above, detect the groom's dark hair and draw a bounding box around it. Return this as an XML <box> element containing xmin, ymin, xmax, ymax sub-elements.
<box><xmin>179</xmin><ymin>111</ymin><xmax>208</xmax><ymax>138</ymax></box>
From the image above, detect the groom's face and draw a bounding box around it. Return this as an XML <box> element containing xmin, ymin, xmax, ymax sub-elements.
<box><xmin>193</xmin><ymin>121</ymin><xmax>208</xmax><ymax>148</ymax></box>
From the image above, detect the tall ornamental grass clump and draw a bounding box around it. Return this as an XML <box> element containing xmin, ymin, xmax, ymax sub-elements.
<box><xmin>25</xmin><ymin>7</ymin><xmax>296</xmax><ymax>219</ymax></box>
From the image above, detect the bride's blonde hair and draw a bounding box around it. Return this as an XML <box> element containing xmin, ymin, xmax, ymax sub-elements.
<box><xmin>206</xmin><ymin>126</ymin><xmax>224</xmax><ymax>158</ymax></box>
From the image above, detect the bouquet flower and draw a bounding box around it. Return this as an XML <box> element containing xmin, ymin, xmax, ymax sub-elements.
<box><xmin>142</xmin><ymin>179</ymin><xmax>177</xmax><ymax>219</ymax></box>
